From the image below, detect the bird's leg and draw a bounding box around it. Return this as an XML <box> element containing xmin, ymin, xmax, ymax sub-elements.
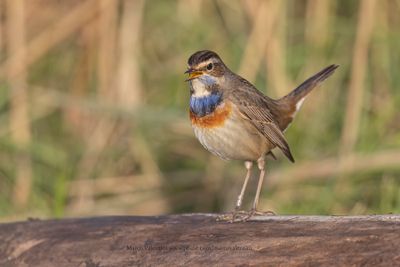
<box><xmin>244</xmin><ymin>157</ymin><xmax>275</xmax><ymax>220</ymax></box>
<box><xmin>217</xmin><ymin>158</ymin><xmax>274</xmax><ymax>222</ymax></box>
<box><xmin>252</xmin><ymin>157</ymin><xmax>265</xmax><ymax>211</ymax></box>
<box><xmin>217</xmin><ymin>161</ymin><xmax>253</xmax><ymax>222</ymax></box>
<box><xmin>231</xmin><ymin>161</ymin><xmax>253</xmax><ymax>221</ymax></box>
<box><xmin>235</xmin><ymin>161</ymin><xmax>253</xmax><ymax>211</ymax></box>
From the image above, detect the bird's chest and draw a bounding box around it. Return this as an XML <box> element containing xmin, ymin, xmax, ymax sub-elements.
<box><xmin>190</xmin><ymin>98</ymin><xmax>267</xmax><ymax>161</ymax></box>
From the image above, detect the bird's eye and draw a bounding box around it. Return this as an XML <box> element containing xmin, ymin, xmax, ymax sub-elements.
<box><xmin>206</xmin><ymin>63</ymin><xmax>213</xmax><ymax>70</ymax></box>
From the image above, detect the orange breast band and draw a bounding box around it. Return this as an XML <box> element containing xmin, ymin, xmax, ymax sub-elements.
<box><xmin>190</xmin><ymin>102</ymin><xmax>232</xmax><ymax>128</ymax></box>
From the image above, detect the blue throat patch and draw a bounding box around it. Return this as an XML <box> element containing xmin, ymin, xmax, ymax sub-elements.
<box><xmin>190</xmin><ymin>92</ymin><xmax>222</xmax><ymax>117</ymax></box>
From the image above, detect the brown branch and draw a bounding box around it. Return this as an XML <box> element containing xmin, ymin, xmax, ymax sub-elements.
<box><xmin>1</xmin><ymin>214</ymin><xmax>400</xmax><ymax>266</ymax></box>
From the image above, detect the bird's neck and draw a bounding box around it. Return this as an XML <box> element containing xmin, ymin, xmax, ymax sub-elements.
<box><xmin>190</xmin><ymin>91</ymin><xmax>222</xmax><ymax>117</ymax></box>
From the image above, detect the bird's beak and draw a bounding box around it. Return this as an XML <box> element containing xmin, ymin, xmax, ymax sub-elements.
<box><xmin>185</xmin><ymin>68</ymin><xmax>203</xmax><ymax>81</ymax></box>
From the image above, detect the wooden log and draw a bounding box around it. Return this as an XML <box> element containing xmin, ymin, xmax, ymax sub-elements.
<box><xmin>1</xmin><ymin>214</ymin><xmax>400</xmax><ymax>266</ymax></box>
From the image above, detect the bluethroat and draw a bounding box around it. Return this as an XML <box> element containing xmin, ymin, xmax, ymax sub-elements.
<box><xmin>185</xmin><ymin>50</ymin><xmax>338</xmax><ymax>222</ymax></box>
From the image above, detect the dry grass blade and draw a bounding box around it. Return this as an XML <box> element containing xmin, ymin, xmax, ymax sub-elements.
<box><xmin>68</xmin><ymin>0</ymin><xmax>119</xmax><ymax>214</ymax></box>
<box><xmin>339</xmin><ymin>0</ymin><xmax>377</xmax><ymax>156</ymax></box>
<box><xmin>117</xmin><ymin>0</ymin><xmax>145</xmax><ymax>109</ymax></box>
<box><xmin>178</xmin><ymin>0</ymin><xmax>203</xmax><ymax>20</ymax></box>
<box><xmin>0</xmin><ymin>0</ymin><xmax>99</xmax><ymax>79</ymax></box>
<box><xmin>264</xmin><ymin>0</ymin><xmax>291</xmax><ymax>97</ymax></box>
<box><xmin>97</xmin><ymin>0</ymin><xmax>118</xmax><ymax>100</ymax></box>
<box><xmin>6</xmin><ymin>0</ymin><xmax>32</xmax><ymax>208</ymax></box>
<box><xmin>305</xmin><ymin>0</ymin><xmax>333</xmax><ymax>55</ymax></box>
<box><xmin>129</xmin><ymin>134</ymin><xmax>169</xmax><ymax>214</ymax></box>
<box><xmin>0</xmin><ymin>2</ymin><xmax>2</xmax><ymax>59</ymax></box>
<box><xmin>302</xmin><ymin>0</ymin><xmax>333</xmax><ymax>113</ymax></box>
<box><xmin>268</xmin><ymin>149</ymin><xmax>400</xmax><ymax>187</ymax></box>
<box><xmin>334</xmin><ymin>0</ymin><xmax>377</xmax><ymax>199</ymax></box>
<box><xmin>64</xmin><ymin>20</ymin><xmax>97</xmax><ymax>136</ymax></box>
<box><xmin>371</xmin><ymin>0</ymin><xmax>393</xmax><ymax>118</ymax></box>
<box><xmin>239</xmin><ymin>0</ymin><xmax>274</xmax><ymax>83</ymax></box>
<box><xmin>68</xmin><ymin>119</ymin><xmax>118</xmax><ymax>214</ymax></box>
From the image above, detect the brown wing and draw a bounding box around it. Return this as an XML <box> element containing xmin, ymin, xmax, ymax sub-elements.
<box><xmin>228</xmin><ymin>79</ymin><xmax>295</xmax><ymax>162</ymax></box>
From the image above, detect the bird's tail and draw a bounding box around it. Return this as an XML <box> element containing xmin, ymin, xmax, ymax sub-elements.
<box><xmin>282</xmin><ymin>64</ymin><xmax>339</xmax><ymax>105</ymax></box>
<box><xmin>275</xmin><ymin>64</ymin><xmax>339</xmax><ymax>130</ymax></box>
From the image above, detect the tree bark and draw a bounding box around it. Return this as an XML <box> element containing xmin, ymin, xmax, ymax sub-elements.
<box><xmin>1</xmin><ymin>214</ymin><xmax>399</xmax><ymax>266</ymax></box>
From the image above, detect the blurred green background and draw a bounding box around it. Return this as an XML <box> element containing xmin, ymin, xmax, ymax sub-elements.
<box><xmin>1</xmin><ymin>0</ymin><xmax>399</xmax><ymax>222</ymax></box>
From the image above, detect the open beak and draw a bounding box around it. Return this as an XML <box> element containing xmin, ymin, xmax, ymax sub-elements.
<box><xmin>184</xmin><ymin>68</ymin><xmax>203</xmax><ymax>81</ymax></box>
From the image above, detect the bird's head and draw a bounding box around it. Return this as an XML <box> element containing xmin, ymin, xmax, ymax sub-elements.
<box><xmin>185</xmin><ymin>50</ymin><xmax>226</xmax><ymax>84</ymax></box>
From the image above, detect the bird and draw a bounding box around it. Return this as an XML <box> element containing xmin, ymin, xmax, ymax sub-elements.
<box><xmin>185</xmin><ymin>50</ymin><xmax>338</xmax><ymax>222</ymax></box>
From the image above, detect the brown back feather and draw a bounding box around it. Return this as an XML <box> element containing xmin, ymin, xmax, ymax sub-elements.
<box><xmin>227</xmin><ymin>75</ymin><xmax>295</xmax><ymax>162</ymax></box>
<box><xmin>225</xmin><ymin>65</ymin><xmax>338</xmax><ymax>162</ymax></box>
